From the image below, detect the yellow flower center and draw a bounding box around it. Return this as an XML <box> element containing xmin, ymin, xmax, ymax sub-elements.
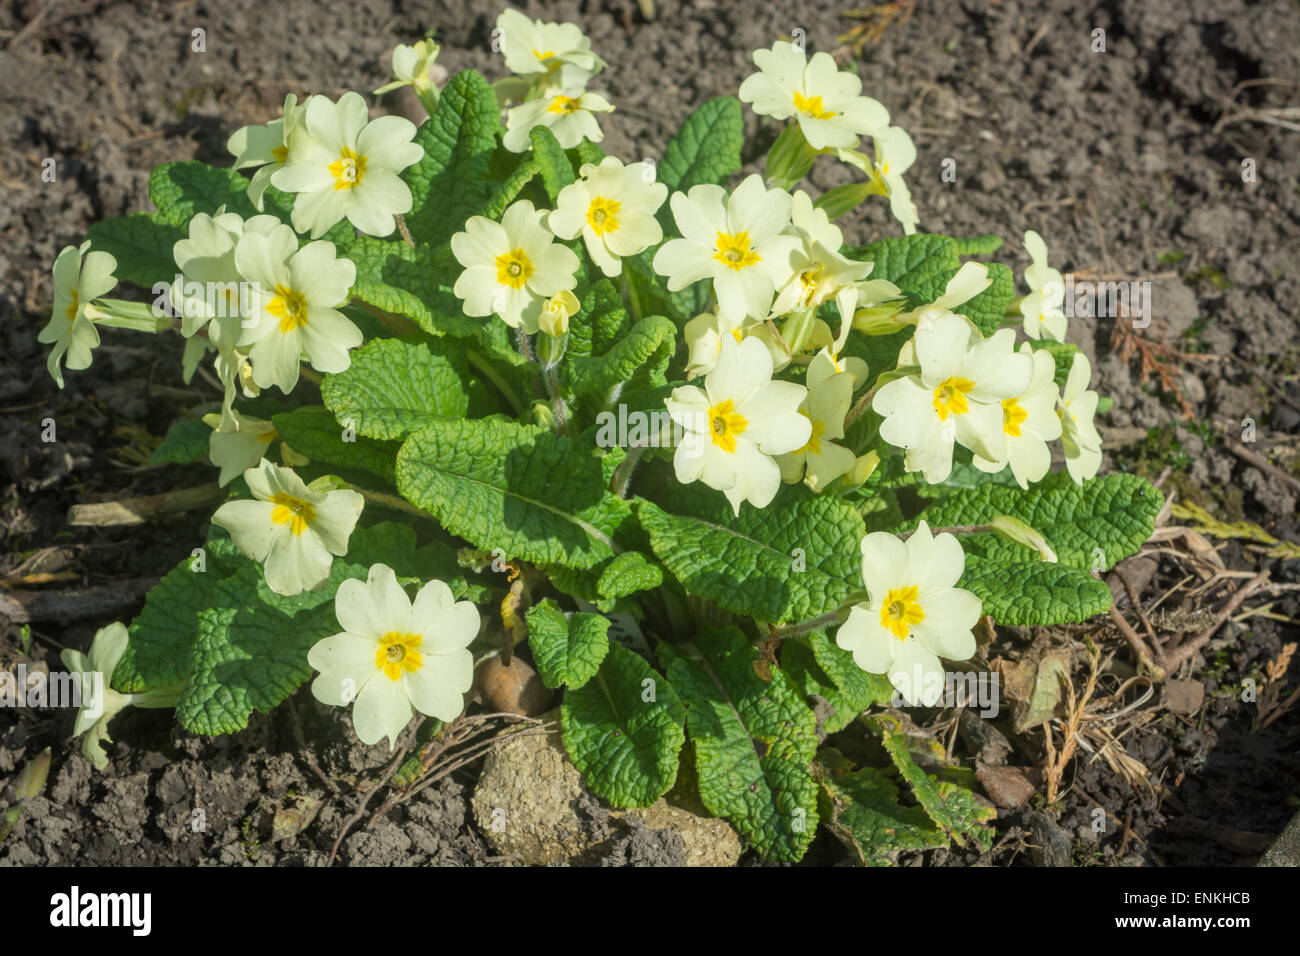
<box><xmin>880</xmin><ymin>585</ymin><xmax>925</xmax><ymax>640</ymax></box>
<box><xmin>932</xmin><ymin>376</ymin><xmax>974</xmax><ymax>421</ymax></box>
<box><xmin>793</xmin><ymin>90</ymin><xmax>837</xmax><ymax>120</ymax></box>
<box><xmin>533</xmin><ymin>48</ymin><xmax>555</xmax><ymax>61</ymax></box>
<box><xmin>375</xmin><ymin>631</ymin><xmax>424</xmax><ymax>681</ymax></box>
<box><xmin>269</xmin><ymin>493</ymin><xmax>316</xmax><ymax>536</ymax></box>
<box><xmin>268</xmin><ymin>285</ymin><xmax>309</xmax><ymax>333</ymax></box>
<box><xmin>547</xmin><ymin>95</ymin><xmax>582</xmax><ymax>114</ymax></box>
<box><xmin>272</xmin><ymin>144</ymin><xmax>289</xmax><ymax>164</ymax></box>
<box><xmin>713</xmin><ymin>231</ymin><xmax>761</xmax><ymax>271</ymax></box>
<box><xmin>707</xmin><ymin>398</ymin><xmax>747</xmax><ymax>454</ymax></box>
<box><xmin>586</xmin><ymin>196</ymin><xmax>621</xmax><ymax>235</ymax></box>
<box><xmin>797</xmin><ymin>413</ymin><xmax>824</xmax><ymax>456</ymax></box>
<box><xmin>65</xmin><ymin>290</ymin><xmax>80</xmax><ymax>323</ymax></box>
<box><xmin>1002</xmin><ymin>397</ymin><xmax>1028</xmax><ymax>436</ymax></box>
<box><xmin>495</xmin><ymin>248</ymin><xmax>534</xmax><ymax>290</ymax></box>
<box><xmin>328</xmin><ymin>146</ymin><xmax>366</xmax><ymax>190</ymax></box>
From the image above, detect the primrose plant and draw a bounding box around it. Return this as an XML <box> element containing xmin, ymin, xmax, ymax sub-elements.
<box><xmin>41</xmin><ymin>13</ymin><xmax>1160</xmax><ymax>863</ymax></box>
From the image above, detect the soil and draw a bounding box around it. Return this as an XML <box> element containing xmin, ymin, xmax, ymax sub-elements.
<box><xmin>1</xmin><ymin>0</ymin><xmax>1298</xmax><ymax>867</ymax></box>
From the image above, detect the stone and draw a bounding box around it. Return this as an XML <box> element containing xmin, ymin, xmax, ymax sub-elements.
<box><xmin>477</xmin><ymin>655</ymin><xmax>553</xmax><ymax>717</ymax></box>
<box><xmin>471</xmin><ymin>718</ymin><xmax>741</xmax><ymax>866</ymax></box>
<box><xmin>1163</xmin><ymin>678</ymin><xmax>1205</xmax><ymax>716</ymax></box>
<box><xmin>975</xmin><ymin>763</ymin><xmax>1036</xmax><ymax>809</ymax></box>
<box><xmin>1259</xmin><ymin>810</ymin><xmax>1300</xmax><ymax>867</ymax></box>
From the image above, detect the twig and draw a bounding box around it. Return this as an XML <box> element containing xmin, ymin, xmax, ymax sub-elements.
<box><xmin>1160</xmin><ymin>569</ymin><xmax>1270</xmax><ymax>674</ymax></box>
<box><xmin>326</xmin><ymin>720</ymin><xmax>422</xmax><ymax>867</ymax></box>
<box><xmin>1221</xmin><ymin>437</ymin><xmax>1300</xmax><ymax>496</ymax></box>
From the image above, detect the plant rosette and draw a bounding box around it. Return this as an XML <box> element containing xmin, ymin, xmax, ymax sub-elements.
<box><xmin>46</xmin><ymin>9</ymin><xmax>1161</xmax><ymax>865</ymax></box>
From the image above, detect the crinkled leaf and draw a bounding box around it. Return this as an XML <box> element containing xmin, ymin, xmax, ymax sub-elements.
<box><xmin>344</xmin><ymin>236</ymin><xmax>523</xmax><ymax>365</ymax></box>
<box><xmin>656</xmin><ymin>96</ymin><xmax>743</xmax><ymax>196</ymax></box>
<box><xmin>560</xmin><ymin>643</ymin><xmax>685</xmax><ymax>806</ymax></box>
<box><xmin>483</xmin><ymin>158</ymin><xmax>540</xmax><ymax>220</ymax></box>
<box><xmin>953</xmin><ymin>261</ymin><xmax>1014</xmax><ymax>336</ymax></box>
<box><xmin>661</xmin><ymin>627</ymin><xmax>819</xmax><ymax>862</ymax></box>
<box><xmin>638</xmin><ymin>486</ymin><xmax>864</xmax><ymax>624</ymax></box>
<box><xmin>529</xmin><ymin>125</ymin><xmax>576</xmax><ymax>201</ymax></box>
<box><xmin>597</xmin><ymin>551</ymin><xmax>664</xmax><ymax>599</ymax></box>
<box><xmin>85</xmin><ymin>213</ymin><xmax>183</xmax><ymax>289</ymax></box>
<box><xmin>149</xmin><ymin>417</ymin><xmax>211</xmax><ymax>465</ymax></box>
<box><xmin>525</xmin><ymin>598</ymin><xmax>610</xmax><ymax>690</ymax></box>
<box><xmin>842</xmin><ymin>233</ymin><xmax>960</xmax><ymax>307</ymax></box>
<box><xmin>396</xmin><ymin>419</ymin><xmax>631</xmax><ymax>569</ymax></box>
<box><xmin>952</xmin><ymin>234</ymin><xmax>1003</xmax><ymax>255</ymax></box>
<box><xmin>321</xmin><ymin>337</ymin><xmax>486</xmax><ymax>440</ymax></box>
<box><xmin>402</xmin><ymin>70</ymin><xmax>500</xmax><ymax>245</ymax></box>
<box><xmin>271</xmin><ymin>405</ymin><xmax>396</xmax><ymax>483</ymax></box>
<box><xmin>780</xmin><ymin>632</ymin><xmax>893</xmax><ymax>735</ymax></box>
<box><xmin>568</xmin><ymin>278</ymin><xmax>629</xmax><ymax>358</ymax></box>
<box><xmin>564</xmin><ymin>315</ymin><xmax>675</xmax><ymax>396</ymax></box>
<box><xmin>867</xmin><ymin>713</ymin><xmax>996</xmax><ymax>851</ymax></box>
<box><xmin>960</xmin><ymin>555</ymin><xmax>1112</xmax><ymax>625</ymax></box>
<box><xmin>820</xmin><ymin>766</ymin><xmax>946</xmax><ymax>865</ymax></box>
<box><xmin>915</xmin><ymin>472</ymin><xmax>1162</xmax><ymax>571</ymax></box>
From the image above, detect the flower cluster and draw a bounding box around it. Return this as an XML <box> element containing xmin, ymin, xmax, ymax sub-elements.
<box><xmin>34</xmin><ymin>9</ymin><xmax>1124</xmax><ymax>765</ymax></box>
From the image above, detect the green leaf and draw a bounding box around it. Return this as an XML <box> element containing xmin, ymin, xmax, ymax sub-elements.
<box><xmin>343</xmin><ymin>236</ymin><xmax>521</xmax><ymax>365</ymax></box>
<box><xmin>952</xmin><ymin>234</ymin><xmax>1003</xmax><ymax>256</ymax></box>
<box><xmin>346</xmin><ymin>521</ymin><xmax>484</xmax><ymax>599</ymax></box>
<box><xmin>959</xmin><ymin>555</ymin><xmax>1112</xmax><ymax>625</ymax></box>
<box><xmin>560</xmin><ymin>643</ymin><xmax>686</xmax><ymax>806</ymax></box>
<box><xmin>321</xmin><ymin>338</ymin><xmax>485</xmax><ymax>440</ymax></box>
<box><xmin>779</xmin><ymin>632</ymin><xmax>893</xmax><ymax>735</ymax></box>
<box><xmin>272</xmin><ymin>405</ymin><xmax>396</xmax><ymax>483</ymax></box>
<box><xmin>149</xmin><ymin>417</ymin><xmax>211</xmax><ymax>466</ymax></box>
<box><xmin>176</xmin><ymin>557</ymin><xmax>367</xmax><ymax>735</ymax></box>
<box><xmin>953</xmin><ymin>261</ymin><xmax>1014</xmax><ymax>336</ymax></box>
<box><xmin>525</xmin><ymin>599</ymin><xmax>610</xmax><ymax>690</ymax></box>
<box><xmin>564</xmin><ymin>315</ymin><xmax>676</xmax><ymax>396</ymax></box>
<box><xmin>529</xmin><ymin>125</ymin><xmax>576</xmax><ymax>201</ymax></box>
<box><xmin>820</xmin><ymin>766</ymin><xmax>947</xmax><ymax>865</ymax></box>
<box><xmin>115</xmin><ymin>536</ymin><xmax>247</xmax><ymax>691</ymax></box>
<box><xmin>867</xmin><ymin>713</ymin><xmax>996</xmax><ymax>851</ymax></box>
<box><xmin>568</xmin><ymin>278</ymin><xmax>629</xmax><ymax>358</ymax></box>
<box><xmin>661</xmin><ymin>627</ymin><xmax>819</xmax><ymax>862</ymax></box>
<box><xmin>149</xmin><ymin>162</ymin><xmax>251</xmax><ymax>228</ymax></box>
<box><xmin>656</xmin><ymin>96</ymin><xmax>744</xmax><ymax>195</ymax></box>
<box><xmin>574</xmin><ymin>139</ymin><xmax>606</xmax><ymax>168</ymax></box>
<box><xmin>483</xmin><ymin>158</ymin><xmax>540</xmax><ymax>220</ymax></box>
<box><xmin>810</xmin><ymin>630</ymin><xmax>893</xmax><ymax>718</ymax></box>
<box><xmin>637</xmin><ymin>486</ymin><xmax>864</xmax><ymax>623</ymax></box>
<box><xmin>597</xmin><ymin>551</ymin><xmax>664</xmax><ymax>599</ymax></box>
<box><xmin>842</xmin><ymin>233</ymin><xmax>960</xmax><ymax>307</ymax></box>
<box><xmin>396</xmin><ymin>419</ymin><xmax>632</xmax><ymax>569</ymax></box>
<box><xmin>115</xmin><ymin>533</ymin><xmax>367</xmax><ymax>736</ymax></box>
<box><xmin>85</xmin><ymin>213</ymin><xmax>183</xmax><ymax>289</ymax></box>
<box><xmin>917</xmin><ymin>472</ymin><xmax>1162</xmax><ymax>571</ymax></box>
<box><xmin>402</xmin><ymin>70</ymin><xmax>500</xmax><ymax>245</ymax></box>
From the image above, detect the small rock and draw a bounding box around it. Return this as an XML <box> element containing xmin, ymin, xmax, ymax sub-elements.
<box><xmin>1164</xmin><ymin>678</ymin><xmax>1205</xmax><ymax>716</ymax></box>
<box><xmin>478</xmin><ymin>656</ymin><xmax>553</xmax><ymax>716</ymax></box>
<box><xmin>1027</xmin><ymin>811</ymin><xmax>1072</xmax><ymax>867</ymax></box>
<box><xmin>471</xmin><ymin>719</ymin><xmax>741</xmax><ymax>866</ymax></box>
<box><xmin>1259</xmin><ymin>810</ymin><xmax>1300</xmax><ymax>867</ymax></box>
<box><xmin>975</xmin><ymin>763</ymin><xmax>1036</xmax><ymax>809</ymax></box>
